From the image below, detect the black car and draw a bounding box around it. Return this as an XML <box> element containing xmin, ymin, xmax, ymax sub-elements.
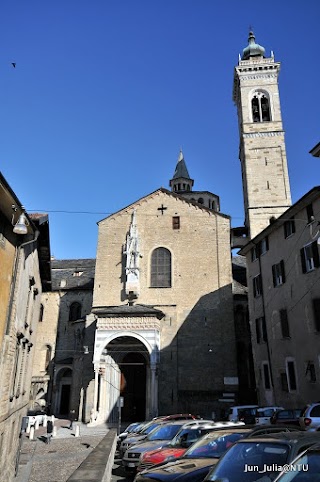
<box><xmin>204</xmin><ymin>431</ymin><xmax>320</xmax><ymax>481</ymax></box>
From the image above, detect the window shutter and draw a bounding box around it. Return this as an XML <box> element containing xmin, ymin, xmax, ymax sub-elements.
<box><xmin>300</xmin><ymin>248</ymin><xmax>307</xmax><ymax>273</ymax></box>
<box><xmin>292</xmin><ymin>219</ymin><xmax>296</xmax><ymax>234</ymax></box>
<box><xmin>280</xmin><ymin>260</ymin><xmax>286</xmax><ymax>283</ymax></box>
<box><xmin>259</xmin><ymin>275</ymin><xmax>263</xmax><ymax>294</ymax></box>
<box><xmin>312</xmin><ymin>241</ymin><xmax>320</xmax><ymax>268</ymax></box>
<box><xmin>312</xmin><ymin>299</ymin><xmax>320</xmax><ymax>332</ymax></box>
<box><xmin>265</xmin><ymin>236</ymin><xmax>269</xmax><ymax>251</ymax></box>
<box><xmin>262</xmin><ymin>317</ymin><xmax>267</xmax><ymax>342</ymax></box>
<box><xmin>272</xmin><ymin>265</ymin><xmax>277</xmax><ymax>287</ymax></box>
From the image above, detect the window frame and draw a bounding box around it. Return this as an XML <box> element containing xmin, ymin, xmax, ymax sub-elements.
<box><xmin>301</xmin><ymin>241</ymin><xmax>320</xmax><ymax>273</ymax></box>
<box><xmin>253</xmin><ymin>274</ymin><xmax>263</xmax><ymax>297</ymax></box>
<box><xmin>279</xmin><ymin>309</ymin><xmax>290</xmax><ymax>338</ymax></box>
<box><xmin>284</xmin><ymin>217</ymin><xmax>296</xmax><ymax>239</ymax></box>
<box><xmin>272</xmin><ymin>260</ymin><xmax>286</xmax><ymax>287</ymax></box>
<box><xmin>286</xmin><ymin>358</ymin><xmax>297</xmax><ymax>392</ymax></box>
<box><xmin>262</xmin><ymin>362</ymin><xmax>271</xmax><ymax>390</ymax></box>
<box><xmin>150</xmin><ymin>247</ymin><xmax>172</xmax><ymax>288</ymax></box>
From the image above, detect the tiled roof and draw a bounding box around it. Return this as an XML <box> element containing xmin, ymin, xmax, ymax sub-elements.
<box><xmin>51</xmin><ymin>258</ymin><xmax>95</xmax><ymax>290</ymax></box>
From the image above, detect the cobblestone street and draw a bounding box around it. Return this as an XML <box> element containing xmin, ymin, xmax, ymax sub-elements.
<box><xmin>15</xmin><ymin>418</ymin><xmax>110</xmax><ymax>482</ymax></box>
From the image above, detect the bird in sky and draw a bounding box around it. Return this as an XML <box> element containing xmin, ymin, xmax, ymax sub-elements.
<box><xmin>11</xmin><ymin>62</ymin><xmax>16</xmax><ymax>68</ymax></box>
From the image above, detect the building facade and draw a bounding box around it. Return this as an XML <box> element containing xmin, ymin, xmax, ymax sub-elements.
<box><xmin>240</xmin><ymin>187</ymin><xmax>320</xmax><ymax>407</ymax></box>
<box><xmin>0</xmin><ymin>173</ymin><xmax>50</xmax><ymax>482</ymax></box>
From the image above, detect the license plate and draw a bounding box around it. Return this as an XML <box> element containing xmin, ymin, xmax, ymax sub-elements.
<box><xmin>128</xmin><ymin>463</ymin><xmax>135</xmax><ymax>468</ymax></box>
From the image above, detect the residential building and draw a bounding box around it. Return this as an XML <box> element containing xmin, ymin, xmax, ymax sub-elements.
<box><xmin>0</xmin><ymin>173</ymin><xmax>51</xmax><ymax>482</ymax></box>
<box><xmin>240</xmin><ymin>187</ymin><xmax>320</xmax><ymax>407</ymax></box>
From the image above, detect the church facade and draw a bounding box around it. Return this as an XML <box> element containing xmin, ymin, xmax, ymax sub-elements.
<box><xmin>90</xmin><ymin>164</ymin><xmax>239</xmax><ymax>421</ymax></box>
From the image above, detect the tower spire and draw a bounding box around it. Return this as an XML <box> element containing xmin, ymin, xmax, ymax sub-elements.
<box><xmin>169</xmin><ymin>150</ymin><xmax>194</xmax><ymax>194</ymax></box>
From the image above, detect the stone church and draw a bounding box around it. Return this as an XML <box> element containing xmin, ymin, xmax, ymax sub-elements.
<box><xmin>31</xmin><ymin>30</ymin><xmax>291</xmax><ymax>423</ymax></box>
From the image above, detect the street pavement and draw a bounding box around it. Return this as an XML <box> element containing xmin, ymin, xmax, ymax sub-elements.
<box><xmin>16</xmin><ymin>418</ymin><xmax>111</xmax><ymax>482</ymax></box>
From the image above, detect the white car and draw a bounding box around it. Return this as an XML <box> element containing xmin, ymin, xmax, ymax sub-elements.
<box><xmin>255</xmin><ymin>406</ymin><xmax>284</xmax><ymax>425</ymax></box>
<box><xmin>26</xmin><ymin>410</ymin><xmax>46</xmax><ymax>426</ymax></box>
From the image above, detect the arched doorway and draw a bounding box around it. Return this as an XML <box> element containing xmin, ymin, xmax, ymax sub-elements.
<box><xmin>55</xmin><ymin>367</ymin><xmax>72</xmax><ymax>415</ymax></box>
<box><xmin>120</xmin><ymin>352</ymin><xmax>146</xmax><ymax>421</ymax></box>
<box><xmin>96</xmin><ymin>336</ymin><xmax>151</xmax><ymax>423</ymax></box>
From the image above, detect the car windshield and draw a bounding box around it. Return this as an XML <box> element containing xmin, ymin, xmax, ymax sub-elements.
<box><xmin>141</xmin><ymin>422</ymin><xmax>160</xmax><ymax>435</ymax></box>
<box><xmin>206</xmin><ymin>441</ymin><xmax>289</xmax><ymax>481</ymax></box>
<box><xmin>273</xmin><ymin>452</ymin><xmax>320</xmax><ymax>481</ymax></box>
<box><xmin>147</xmin><ymin>424</ymin><xmax>182</xmax><ymax>441</ymax></box>
<box><xmin>182</xmin><ymin>430</ymin><xmax>247</xmax><ymax>459</ymax></box>
<box><xmin>169</xmin><ymin>428</ymin><xmax>206</xmax><ymax>447</ymax></box>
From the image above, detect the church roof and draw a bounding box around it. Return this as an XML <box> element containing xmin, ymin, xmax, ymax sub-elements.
<box><xmin>92</xmin><ymin>304</ymin><xmax>165</xmax><ymax>319</ymax></box>
<box><xmin>172</xmin><ymin>150</ymin><xmax>191</xmax><ymax>180</ymax></box>
<box><xmin>97</xmin><ymin>187</ymin><xmax>230</xmax><ymax>224</ymax></box>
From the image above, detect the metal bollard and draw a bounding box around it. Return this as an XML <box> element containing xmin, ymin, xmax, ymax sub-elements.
<box><xmin>53</xmin><ymin>426</ymin><xmax>57</xmax><ymax>437</ymax></box>
<box><xmin>75</xmin><ymin>424</ymin><xmax>80</xmax><ymax>437</ymax></box>
<box><xmin>35</xmin><ymin>419</ymin><xmax>40</xmax><ymax>430</ymax></box>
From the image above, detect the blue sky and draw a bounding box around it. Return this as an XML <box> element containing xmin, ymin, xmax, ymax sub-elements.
<box><xmin>0</xmin><ymin>1</ymin><xmax>319</xmax><ymax>259</ymax></box>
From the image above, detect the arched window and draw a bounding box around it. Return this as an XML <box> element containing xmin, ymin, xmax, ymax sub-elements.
<box><xmin>69</xmin><ymin>302</ymin><xmax>81</xmax><ymax>321</ymax></box>
<box><xmin>198</xmin><ymin>198</ymin><xmax>204</xmax><ymax>204</ymax></box>
<box><xmin>151</xmin><ymin>247</ymin><xmax>172</xmax><ymax>287</ymax></box>
<box><xmin>251</xmin><ymin>92</ymin><xmax>271</xmax><ymax>122</ymax></box>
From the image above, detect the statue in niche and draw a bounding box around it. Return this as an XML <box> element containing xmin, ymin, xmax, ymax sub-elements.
<box><xmin>124</xmin><ymin>209</ymin><xmax>141</xmax><ymax>297</ymax></box>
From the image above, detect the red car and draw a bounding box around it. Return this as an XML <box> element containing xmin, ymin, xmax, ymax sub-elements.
<box><xmin>137</xmin><ymin>420</ymin><xmax>219</xmax><ymax>472</ymax></box>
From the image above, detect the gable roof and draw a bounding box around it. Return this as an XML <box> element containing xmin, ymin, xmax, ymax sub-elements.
<box><xmin>97</xmin><ymin>187</ymin><xmax>230</xmax><ymax>224</ymax></box>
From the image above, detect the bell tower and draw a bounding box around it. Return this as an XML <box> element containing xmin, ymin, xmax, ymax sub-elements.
<box><xmin>233</xmin><ymin>31</ymin><xmax>292</xmax><ymax>239</ymax></box>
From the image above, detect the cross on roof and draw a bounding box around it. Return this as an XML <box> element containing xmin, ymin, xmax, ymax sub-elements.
<box><xmin>157</xmin><ymin>204</ymin><xmax>167</xmax><ymax>215</ymax></box>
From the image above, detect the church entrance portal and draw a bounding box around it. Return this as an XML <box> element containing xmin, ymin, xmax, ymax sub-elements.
<box><xmin>120</xmin><ymin>352</ymin><xmax>146</xmax><ymax>421</ymax></box>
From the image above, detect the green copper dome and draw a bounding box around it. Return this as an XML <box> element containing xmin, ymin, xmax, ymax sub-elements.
<box><xmin>242</xmin><ymin>31</ymin><xmax>265</xmax><ymax>60</ymax></box>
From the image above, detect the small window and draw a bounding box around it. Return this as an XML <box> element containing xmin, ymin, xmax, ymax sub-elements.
<box><xmin>198</xmin><ymin>198</ymin><xmax>204</xmax><ymax>204</ymax></box>
<box><xmin>306</xmin><ymin>203</ymin><xmax>314</xmax><ymax>223</ymax></box>
<box><xmin>284</xmin><ymin>217</ymin><xmax>295</xmax><ymax>238</ymax></box>
<box><xmin>69</xmin><ymin>302</ymin><xmax>81</xmax><ymax>321</ymax></box>
<box><xmin>39</xmin><ymin>304</ymin><xmax>44</xmax><ymax>322</ymax></box>
<box><xmin>272</xmin><ymin>260</ymin><xmax>286</xmax><ymax>287</ymax></box>
<box><xmin>253</xmin><ymin>274</ymin><xmax>263</xmax><ymax>297</ymax></box>
<box><xmin>260</xmin><ymin>237</ymin><xmax>269</xmax><ymax>255</ymax></box>
<box><xmin>305</xmin><ymin>362</ymin><xmax>316</xmax><ymax>383</ymax></box>
<box><xmin>300</xmin><ymin>242</ymin><xmax>320</xmax><ymax>273</ymax></box>
<box><xmin>251</xmin><ymin>246</ymin><xmax>259</xmax><ymax>262</ymax></box>
<box><xmin>73</xmin><ymin>271</ymin><xmax>83</xmax><ymax>277</ymax></box>
<box><xmin>172</xmin><ymin>216</ymin><xmax>180</xmax><ymax>230</ymax></box>
<box><xmin>280</xmin><ymin>309</ymin><xmax>290</xmax><ymax>338</ymax></box>
<box><xmin>312</xmin><ymin>299</ymin><xmax>320</xmax><ymax>332</ymax></box>
<box><xmin>286</xmin><ymin>360</ymin><xmax>297</xmax><ymax>391</ymax></box>
<box><xmin>262</xmin><ymin>362</ymin><xmax>271</xmax><ymax>390</ymax></box>
<box><xmin>255</xmin><ymin>317</ymin><xmax>267</xmax><ymax>344</ymax></box>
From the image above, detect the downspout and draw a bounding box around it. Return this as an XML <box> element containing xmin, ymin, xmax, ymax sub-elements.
<box><xmin>5</xmin><ymin>230</ymin><xmax>40</xmax><ymax>335</ymax></box>
<box><xmin>256</xmin><ymin>245</ymin><xmax>276</xmax><ymax>405</ymax></box>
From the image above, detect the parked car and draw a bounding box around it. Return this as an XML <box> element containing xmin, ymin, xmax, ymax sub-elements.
<box><xmin>299</xmin><ymin>403</ymin><xmax>320</xmax><ymax>431</ymax></box>
<box><xmin>271</xmin><ymin>409</ymin><xmax>302</xmax><ymax>426</ymax></box>
<box><xmin>137</xmin><ymin>420</ymin><xmax>222</xmax><ymax>472</ymax></box>
<box><xmin>228</xmin><ymin>405</ymin><xmax>258</xmax><ymax>422</ymax></box>
<box><xmin>117</xmin><ymin>422</ymin><xmax>144</xmax><ymax>450</ymax></box>
<box><xmin>123</xmin><ymin>420</ymin><xmax>204</xmax><ymax>473</ymax></box>
<box><xmin>273</xmin><ymin>443</ymin><xmax>320</xmax><ymax>481</ymax></box>
<box><xmin>204</xmin><ymin>431</ymin><xmax>320</xmax><ymax>481</ymax></box>
<box><xmin>255</xmin><ymin>406</ymin><xmax>284</xmax><ymax>425</ymax></box>
<box><xmin>154</xmin><ymin>414</ymin><xmax>198</xmax><ymax>421</ymax></box>
<box><xmin>119</xmin><ymin>420</ymin><xmax>164</xmax><ymax>458</ymax></box>
<box><xmin>133</xmin><ymin>423</ymin><xmax>282</xmax><ymax>482</ymax></box>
